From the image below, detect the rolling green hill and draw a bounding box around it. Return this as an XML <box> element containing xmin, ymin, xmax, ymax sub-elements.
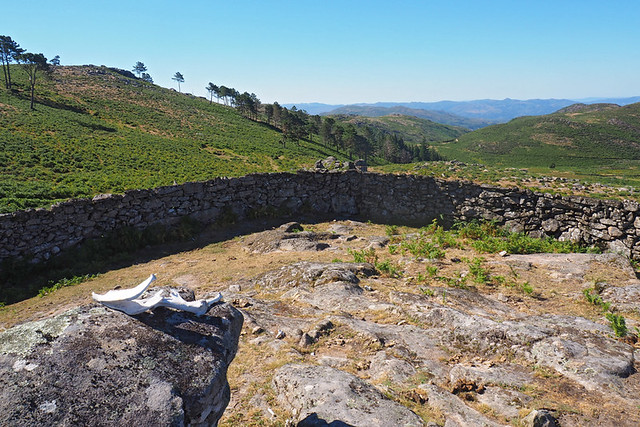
<box><xmin>324</xmin><ymin>105</ymin><xmax>494</xmax><ymax>130</ymax></box>
<box><xmin>429</xmin><ymin>102</ymin><xmax>640</xmax><ymax>184</ymax></box>
<box><xmin>332</xmin><ymin>114</ymin><xmax>469</xmax><ymax>145</ymax></box>
<box><xmin>0</xmin><ymin>65</ymin><xmax>342</xmax><ymax>213</ymax></box>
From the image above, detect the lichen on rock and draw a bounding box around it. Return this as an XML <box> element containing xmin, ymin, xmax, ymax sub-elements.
<box><xmin>0</xmin><ymin>294</ymin><xmax>242</xmax><ymax>426</ymax></box>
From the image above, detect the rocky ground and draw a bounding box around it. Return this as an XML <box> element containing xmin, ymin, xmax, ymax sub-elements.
<box><xmin>2</xmin><ymin>219</ymin><xmax>640</xmax><ymax>426</ymax></box>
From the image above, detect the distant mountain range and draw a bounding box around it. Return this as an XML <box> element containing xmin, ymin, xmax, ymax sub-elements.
<box><xmin>328</xmin><ymin>106</ymin><xmax>494</xmax><ymax>130</ymax></box>
<box><xmin>284</xmin><ymin>97</ymin><xmax>640</xmax><ymax>128</ymax></box>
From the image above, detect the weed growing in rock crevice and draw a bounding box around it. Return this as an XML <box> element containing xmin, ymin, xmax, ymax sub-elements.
<box><xmin>606</xmin><ymin>312</ymin><xmax>628</xmax><ymax>337</ymax></box>
<box><xmin>583</xmin><ymin>285</ymin><xmax>628</xmax><ymax>337</ymax></box>
<box><xmin>582</xmin><ymin>287</ymin><xmax>611</xmax><ymax>312</ymax></box>
<box><xmin>347</xmin><ymin>248</ymin><xmax>402</xmax><ymax>278</ymax></box>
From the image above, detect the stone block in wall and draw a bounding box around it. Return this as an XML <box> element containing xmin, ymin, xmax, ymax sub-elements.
<box><xmin>191</xmin><ymin>207</ymin><xmax>221</xmax><ymax>223</ymax></box>
<box><xmin>330</xmin><ymin>194</ymin><xmax>357</xmax><ymax>215</ymax></box>
<box><xmin>558</xmin><ymin>228</ymin><xmax>583</xmax><ymax>243</ymax></box>
<box><xmin>504</xmin><ymin>220</ymin><xmax>525</xmax><ymax>233</ymax></box>
<box><xmin>607</xmin><ymin>239</ymin><xmax>631</xmax><ymax>257</ymax></box>
<box><xmin>154</xmin><ymin>185</ymin><xmax>183</xmax><ymax>196</ymax></box>
<box><xmin>589</xmin><ymin>228</ymin><xmax>612</xmax><ymax>241</ymax></box>
<box><xmin>182</xmin><ymin>181</ymin><xmax>204</xmax><ymax>195</ymax></box>
<box><xmin>608</xmin><ymin>226</ymin><xmax>624</xmax><ymax>238</ymax></box>
<box><xmin>284</xmin><ymin>197</ymin><xmax>303</xmax><ymax>211</ymax></box>
<box><xmin>623</xmin><ymin>200</ymin><xmax>639</xmax><ymax>212</ymax></box>
<box><xmin>479</xmin><ymin>190</ymin><xmax>505</xmax><ymax>199</ymax></box>
<box><xmin>542</xmin><ymin>219</ymin><xmax>560</xmax><ymax>233</ymax></box>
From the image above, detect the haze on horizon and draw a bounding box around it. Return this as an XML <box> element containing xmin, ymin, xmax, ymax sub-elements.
<box><xmin>3</xmin><ymin>0</ymin><xmax>640</xmax><ymax>105</ymax></box>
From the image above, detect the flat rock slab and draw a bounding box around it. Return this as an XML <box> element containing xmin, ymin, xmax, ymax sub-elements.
<box><xmin>241</xmin><ymin>222</ymin><xmax>339</xmax><ymax>254</ymax></box>
<box><xmin>257</xmin><ymin>261</ymin><xmax>377</xmax><ymax>290</ymax></box>
<box><xmin>505</xmin><ymin>253</ymin><xmax>633</xmax><ymax>280</ymax></box>
<box><xmin>602</xmin><ymin>283</ymin><xmax>640</xmax><ymax>312</ymax></box>
<box><xmin>273</xmin><ymin>363</ymin><xmax>424</xmax><ymax>427</ymax></box>
<box><xmin>420</xmin><ymin>384</ymin><xmax>507</xmax><ymax>427</ymax></box>
<box><xmin>0</xmin><ymin>301</ymin><xmax>243</xmax><ymax>426</ymax></box>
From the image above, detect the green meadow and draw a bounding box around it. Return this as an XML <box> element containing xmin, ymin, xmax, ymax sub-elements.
<box><xmin>0</xmin><ymin>65</ymin><xmax>342</xmax><ymax>212</ymax></box>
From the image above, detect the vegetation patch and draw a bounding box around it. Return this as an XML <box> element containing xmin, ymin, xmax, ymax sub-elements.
<box><xmin>38</xmin><ymin>274</ymin><xmax>97</xmax><ymax>297</ymax></box>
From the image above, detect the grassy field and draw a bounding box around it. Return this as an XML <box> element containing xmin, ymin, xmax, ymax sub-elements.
<box><xmin>376</xmin><ymin>160</ymin><xmax>640</xmax><ymax>202</ymax></box>
<box><xmin>422</xmin><ymin>102</ymin><xmax>640</xmax><ymax>189</ymax></box>
<box><xmin>0</xmin><ymin>65</ymin><xmax>342</xmax><ymax>212</ymax></box>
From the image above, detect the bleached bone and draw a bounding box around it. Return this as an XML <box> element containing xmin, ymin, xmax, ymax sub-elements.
<box><xmin>92</xmin><ymin>274</ymin><xmax>156</xmax><ymax>302</ymax></box>
<box><xmin>92</xmin><ymin>275</ymin><xmax>223</xmax><ymax>316</ymax></box>
<box><xmin>99</xmin><ymin>290</ymin><xmax>165</xmax><ymax>315</ymax></box>
<box><xmin>156</xmin><ymin>290</ymin><xmax>223</xmax><ymax>316</ymax></box>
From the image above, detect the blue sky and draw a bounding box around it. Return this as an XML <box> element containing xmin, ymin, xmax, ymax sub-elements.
<box><xmin>3</xmin><ymin>1</ymin><xmax>640</xmax><ymax>104</ymax></box>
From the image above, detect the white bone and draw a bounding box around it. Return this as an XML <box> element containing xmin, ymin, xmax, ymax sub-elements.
<box><xmin>98</xmin><ymin>290</ymin><xmax>165</xmax><ymax>315</ymax></box>
<box><xmin>92</xmin><ymin>274</ymin><xmax>223</xmax><ymax>316</ymax></box>
<box><xmin>92</xmin><ymin>274</ymin><xmax>156</xmax><ymax>302</ymax></box>
<box><xmin>156</xmin><ymin>290</ymin><xmax>223</xmax><ymax>316</ymax></box>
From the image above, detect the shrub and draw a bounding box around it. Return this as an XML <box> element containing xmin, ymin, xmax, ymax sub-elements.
<box><xmin>606</xmin><ymin>312</ymin><xmax>628</xmax><ymax>337</ymax></box>
<box><xmin>348</xmin><ymin>248</ymin><xmax>377</xmax><ymax>264</ymax></box>
<box><xmin>375</xmin><ymin>259</ymin><xmax>402</xmax><ymax>278</ymax></box>
<box><xmin>399</xmin><ymin>238</ymin><xmax>446</xmax><ymax>259</ymax></box>
<box><xmin>467</xmin><ymin>257</ymin><xmax>490</xmax><ymax>285</ymax></box>
<box><xmin>385</xmin><ymin>225</ymin><xmax>399</xmax><ymax>237</ymax></box>
<box><xmin>582</xmin><ymin>287</ymin><xmax>611</xmax><ymax>311</ymax></box>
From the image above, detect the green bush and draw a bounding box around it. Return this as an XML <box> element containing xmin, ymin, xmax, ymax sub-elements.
<box><xmin>606</xmin><ymin>312</ymin><xmax>628</xmax><ymax>337</ymax></box>
<box><xmin>583</xmin><ymin>287</ymin><xmax>611</xmax><ymax>312</ymax></box>
<box><xmin>398</xmin><ymin>238</ymin><xmax>446</xmax><ymax>259</ymax></box>
<box><xmin>375</xmin><ymin>259</ymin><xmax>402</xmax><ymax>278</ymax></box>
<box><xmin>467</xmin><ymin>257</ymin><xmax>490</xmax><ymax>285</ymax></box>
<box><xmin>348</xmin><ymin>248</ymin><xmax>377</xmax><ymax>264</ymax></box>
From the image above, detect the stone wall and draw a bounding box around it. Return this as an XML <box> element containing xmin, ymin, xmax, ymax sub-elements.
<box><xmin>2</xmin><ymin>171</ymin><xmax>640</xmax><ymax>266</ymax></box>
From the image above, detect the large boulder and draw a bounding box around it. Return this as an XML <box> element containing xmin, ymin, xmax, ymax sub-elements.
<box><xmin>273</xmin><ymin>363</ymin><xmax>424</xmax><ymax>427</ymax></box>
<box><xmin>0</xmin><ymin>298</ymin><xmax>243</xmax><ymax>426</ymax></box>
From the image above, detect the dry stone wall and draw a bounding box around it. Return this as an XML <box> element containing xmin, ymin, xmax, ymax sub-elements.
<box><xmin>2</xmin><ymin>171</ymin><xmax>640</xmax><ymax>266</ymax></box>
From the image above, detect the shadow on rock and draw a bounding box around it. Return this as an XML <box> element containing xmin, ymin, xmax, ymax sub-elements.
<box><xmin>298</xmin><ymin>412</ymin><xmax>355</xmax><ymax>427</ymax></box>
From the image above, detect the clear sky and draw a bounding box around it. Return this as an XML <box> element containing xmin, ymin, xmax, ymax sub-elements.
<box><xmin>3</xmin><ymin>0</ymin><xmax>640</xmax><ymax>104</ymax></box>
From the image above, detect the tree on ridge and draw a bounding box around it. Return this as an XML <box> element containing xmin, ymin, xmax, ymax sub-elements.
<box><xmin>172</xmin><ymin>71</ymin><xmax>184</xmax><ymax>92</ymax></box>
<box><xmin>19</xmin><ymin>52</ymin><xmax>50</xmax><ymax>110</ymax></box>
<box><xmin>206</xmin><ymin>82</ymin><xmax>218</xmax><ymax>103</ymax></box>
<box><xmin>0</xmin><ymin>35</ymin><xmax>24</xmax><ymax>89</ymax></box>
<box><xmin>132</xmin><ymin>61</ymin><xmax>147</xmax><ymax>77</ymax></box>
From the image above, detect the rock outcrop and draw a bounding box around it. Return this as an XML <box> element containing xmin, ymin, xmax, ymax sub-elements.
<box><xmin>273</xmin><ymin>363</ymin><xmax>424</xmax><ymax>426</ymax></box>
<box><xmin>4</xmin><ymin>220</ymin><xmax>640</xmax><ymax>426</ymax></box>
<box><xmin>218</xmin><ymin>222</ymin><xmax>640</xmax><ymax>425</ymax></box>
<box><xmin>0</xmin><ymin>294</ymin><xmax>243</xmax><ymax>426</ymax></box>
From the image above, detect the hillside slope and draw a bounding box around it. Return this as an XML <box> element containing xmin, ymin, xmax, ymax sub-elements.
<box><xmin>332</xmin><ymin>114</ymin><xmax>469</xmax><ymax>145</ymax></box>
<box><xmin>324</xmin><ymin>105</ymin><xmax>494</xmax><ymax>130</ymax></box>
<box><xmin>432</xmin><ymin>102</ymin><xmax>640</xmax><ymax>171</ymax></box>
<box><xmin>0</xmin><ymin>66</ymin><xmax>341</xmax><ymax>212</ymax></box>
